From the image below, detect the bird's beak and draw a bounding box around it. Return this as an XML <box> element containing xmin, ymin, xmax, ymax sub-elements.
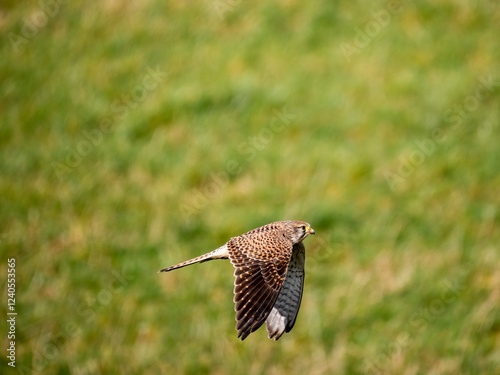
<box><xmin>308</xmin><ymin>228</ymin><xmax>315</xmax><ymax>235</ymax></box>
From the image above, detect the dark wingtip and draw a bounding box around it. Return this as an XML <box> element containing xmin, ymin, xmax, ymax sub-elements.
<box><xmin>238</xmin><ymin>330</ymin><xmax>249</xmax><ymax>341</ymax></box>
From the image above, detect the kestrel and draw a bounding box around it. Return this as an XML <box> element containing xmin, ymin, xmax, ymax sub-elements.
<box><xmin>158</xmin><ymin>220</ymin><xmax>315</xmax><ymax>340</ymax></box>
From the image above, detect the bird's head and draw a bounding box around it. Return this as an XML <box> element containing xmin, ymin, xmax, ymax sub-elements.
<box><xmin>287</xmin><ymin>220</ymin><xmax>315</xmax><ymax>244</ymax></box>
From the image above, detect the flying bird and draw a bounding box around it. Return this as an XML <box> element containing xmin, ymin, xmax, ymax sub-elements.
<box><xmin>158</xmin><ymin>220</ymin><xmax>315</xmax><ymax>340</ymax></box>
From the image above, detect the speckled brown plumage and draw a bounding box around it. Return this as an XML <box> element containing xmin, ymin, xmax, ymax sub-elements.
<box><xmin>158</xmin><ymin>220</ymin><xmax>315</xmax><ymax>340</ymax></box>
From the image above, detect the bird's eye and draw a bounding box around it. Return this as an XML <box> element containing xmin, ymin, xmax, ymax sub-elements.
<box><xmin>301</xmin><ymin>225</ymin><xmax>307</xmax><ymax>231</ymax></box>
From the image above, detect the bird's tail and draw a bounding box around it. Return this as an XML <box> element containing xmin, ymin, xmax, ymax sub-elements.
<box><xmin>158</xmin><ymin>244</ymin><xmax>229</xmax><ymax>273</ymax></box>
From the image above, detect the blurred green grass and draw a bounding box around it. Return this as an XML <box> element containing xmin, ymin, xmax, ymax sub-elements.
<box><xmin>1</xmin><ymin>0</ymin><xmax>499</xmax><ymax>374</ymax></box>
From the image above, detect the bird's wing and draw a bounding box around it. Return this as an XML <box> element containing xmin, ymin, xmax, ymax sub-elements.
<box><xmin>228</xmin><ymin>229</ymin><xmax>293</xmax><ymax>340</ymax></box>
<box><xmin>266</xmin><ymin>242</ymin><xmax>305</xmax><ymax>340</ymax></box>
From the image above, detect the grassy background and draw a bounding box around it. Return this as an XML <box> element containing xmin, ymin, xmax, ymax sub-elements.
<box><xmin>1</xmin><ymin>0</ymin><xmax>499</xmax><ymax>374</ymax></box>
